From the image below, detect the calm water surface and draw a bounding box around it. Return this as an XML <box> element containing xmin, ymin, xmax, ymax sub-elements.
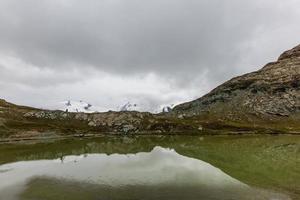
<box><xmin>0</xmin><ymin>135</ymin><xmax>299</xmax><ymax>200</ymax></box>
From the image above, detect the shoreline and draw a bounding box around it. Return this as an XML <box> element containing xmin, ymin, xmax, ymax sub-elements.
<box><xmin>1</xmin><ymin>131</ymin><xmax>299</xmax><ymax>144</ymax></box>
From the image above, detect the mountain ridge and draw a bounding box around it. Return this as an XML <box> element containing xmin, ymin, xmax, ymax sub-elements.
<box><xmin>173</xmin><ymin>44</ymin><xmax>300</xmax><ymax>120</ymax></box>
<box><xmin>1</xmin><ymin>44</ymin><xmax>300</xmax><ymax>142</ymax></box>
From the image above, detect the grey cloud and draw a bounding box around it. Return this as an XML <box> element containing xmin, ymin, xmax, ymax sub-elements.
<box><xmin>0</xmin><ymin>0</ymin><xmax>300</xmax><ymax>109</ymax></box>
<box><xmin>1</xmin><ymin>0</ymin><xmax>299</xmax><ymax>81</ymax></box>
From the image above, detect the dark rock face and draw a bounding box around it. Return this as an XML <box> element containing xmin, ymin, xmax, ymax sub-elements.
<box><xmin>173</xmin><ymin>45</ymin><xmax>300</xmax><ymax>118</ymax></box>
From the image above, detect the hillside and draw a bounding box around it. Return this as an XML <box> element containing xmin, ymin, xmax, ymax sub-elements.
<box><xmin>173</xmin><ymin>44</ymin><xmax>300</xmax><ymax>131</ymax></box>
<box><xmin>0</xmin><ymin>99</ymin><xmax>203</xmax><ymax>142</ymax></box>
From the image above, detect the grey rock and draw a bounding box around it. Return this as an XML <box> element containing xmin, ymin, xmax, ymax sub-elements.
<box><xmin>121</xmin><ymin>124</ymin><xmax>136</xmax><ymax>133</ymax></box>
<box><xmin>178</xmin><ymin>114</ymin><xmax>184</xmax><ymax>119</ymax></box>
<box><xmin>88</xmin><ymin>121</ymin><xmax>97</xmax><ymax>127</ymax></box>
<box><xmin>198</xmin><ymin>125</ymin><xmax>203</xmax><ymax>131</ymax></box>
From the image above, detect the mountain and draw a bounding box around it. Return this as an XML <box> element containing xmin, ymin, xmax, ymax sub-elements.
<box><xmin>118</xmin><ymin>102</ymin><xmax>141</xmax><ymax>112</ymax></box>
<box><xmin>45</xmin><ymin>101</ymin><xmax>174</xmax><ymax>114</ymax></box>
<box><xmin>59</xmin><ymin>100</ymin><xmax>94</xmax><ymax>113</ymax></box>
<box><xmin>48</xmin><ymin>100</ymin><xmax>112</xmax><ymax>113</ymax></box>
<box><xmin>173</xmin><ymin>44</ymin><xmax>300</xmax><ymax>123</ymax></box>
<box><xmin>1</xmin><ymin>44</ymin><xmax>300</xmax><ymax>142</ymax></box>
<box><xmin>161</xmin><ymin>104</ymin><xmax>175</xmax><ymax>113</ymax></box>
<box><xmin>118</xmin><ymin>102</ymin><xmax>175</xmax><ymax>113</ymax></box>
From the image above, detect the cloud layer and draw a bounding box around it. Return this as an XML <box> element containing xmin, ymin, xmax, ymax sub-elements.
<box><xmin>0</xmin><ymin>0</ymin><xmax>300</xmax><ymax>110</ymax></box>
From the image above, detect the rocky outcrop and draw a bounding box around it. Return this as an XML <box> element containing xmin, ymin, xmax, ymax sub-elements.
<box><xmin>23</xmin><ymin>110</ymin><xmax>153</xmax><ymax>133</ymax></box>
<box><xmin>173</xmin><ymin>44</ymin><xmax>300</xmax><ymax>119</ymax></box>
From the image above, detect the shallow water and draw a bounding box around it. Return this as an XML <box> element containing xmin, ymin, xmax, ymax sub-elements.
<box><xmin>0</xmin><ymin>135</ymin><xmax>299</xmax><ymax>200</ymax></box>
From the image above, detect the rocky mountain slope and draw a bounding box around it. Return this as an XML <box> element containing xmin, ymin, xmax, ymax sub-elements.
<box><xmin>173</xmin><ymin>45</ymin><xmax>300</xmax><ymax>122</ymax></box>
<box><xmin>1</xmin><ymin>44</ymin><xmax>300</xmax><ymax>142</ymax></box>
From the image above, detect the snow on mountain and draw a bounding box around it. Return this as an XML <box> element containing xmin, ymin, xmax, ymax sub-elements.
<box><xmin>162</xmin><ymin>106</ymin><xmax>172</xmax><ymax>112</ymax></box>
<box><xmin>118</xmin><ymin>102</ymin><xmax>144</xmax><ymax>112</ymax></box>
<box><xmin>54</xmin><ymin>100</ymin><xmax>110</xmax><ymax>113</ymax></box>
<box><xmin>59</xmin><ymin>100</ymin><xmax>95</xmax><ymax>113</ymax></box>
<box><xmin>118</xmin><ymin>102</ymin><xmax>176</xmax><ymax>113</ymax></box>
<box><xmin>161</xmin><ymin>104</ymin><xmax>174</xmax><ymax>113</ymax></box>
<box><xmin>157</xmin><ymin>104</ymin><xmax>175</xmax><ymax>113</ymax></box>
<box><xmin>48</xmin><ymin>100</ymin><xmax>177</xmax><ymax>114</ymax></box>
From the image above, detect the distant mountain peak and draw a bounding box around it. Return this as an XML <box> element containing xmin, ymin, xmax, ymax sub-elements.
<box><xmin>119</xmin><ymin>102</ymin><xmax>140</xmax><ymax>112</ymax></box>
<box><xmin>60</xmin><ymin>100</ymin><xmax>94</xmax><ymax>113</ymax></box>
<box><xmin>161</xmin><ymin>104</ymin><xmax>175</xmax><ymax>113</ymax></box>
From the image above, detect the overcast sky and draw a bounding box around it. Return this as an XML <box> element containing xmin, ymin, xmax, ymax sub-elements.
<box><xmin>0</xmin><ymin>0</ymin><xmax>300</xmax><ymax>111</ymax></box>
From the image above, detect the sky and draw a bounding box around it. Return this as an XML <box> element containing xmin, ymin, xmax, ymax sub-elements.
<box><xmin>0</xmin><ymin>0</ymin><xmax>300</xmax><ymax>111</ymax></box>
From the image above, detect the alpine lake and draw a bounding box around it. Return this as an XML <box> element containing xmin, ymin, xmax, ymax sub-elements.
<box><xmin>0</xmin><ymin>134</ymin><xmax>299</xmax><ymax>200</ymax></box>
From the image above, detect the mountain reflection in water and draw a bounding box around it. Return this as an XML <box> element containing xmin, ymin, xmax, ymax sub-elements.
<box><xmin>0</xmin><ymin>146</ymin><xmax>290</xmax><ymax>200</ymax></box>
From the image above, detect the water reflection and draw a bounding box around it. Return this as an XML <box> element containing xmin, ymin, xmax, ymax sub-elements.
<box><xmin>0</xmin><ymin>146</ymin><xmax>290</xmax><ymax>200</ymax></box>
